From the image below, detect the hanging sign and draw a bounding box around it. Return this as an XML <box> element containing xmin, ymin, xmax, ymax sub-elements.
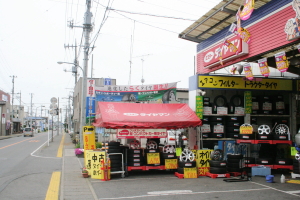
<box><xmin>257</xmin><ymin>58</ymin><xmax>270</xmax><ymax>77</ymax></box>
<box><xmin>116</xmin><ymin>129</ymin><xmax>167</xmax><ymax>139</ymax></box>
<box><xmin>165</xmin><ymin>159</ymin><xmax>178</xmax><ymax>169</ymax></box>
<box><xmin>224</xmin><ymin>40</ymin><xmax>239</xmax><ymax>55</ymax></box>
<box><xmin>243</xmin><ymin>63</ymin><xmax>254</xmax><ymax>80</ymax></box>
<box><xmin>216</xmin><ymin>47</ymin><xmax>223</xmax><ymax>66</ymax></box>
<box><xmin>196</xmin><ymin>96</ymin><xmax>203</xmax><ymax>119</ymax></box>
<box><xmin>236</xmin><ymin>8</ymin><xmax>251</xmax><ymax>43</ymax></box>
<box><xmin>240</xmin><ymin>0</ymin><xmax>255</xmax><ymax>21</ymax></box>
<box><xmin>147</xmin><ymin>153</ymin><xmax>160</xmax><ymax>164</ymax></box>
<box><xmin>275</xmin><ymin>51</ymin><xmax>289</xmax><ymax>72</ymax></box>
<box><xmin>229</xmin><ymin>23</ymin><xmax>238</xmax><ymax>35</ymax></box>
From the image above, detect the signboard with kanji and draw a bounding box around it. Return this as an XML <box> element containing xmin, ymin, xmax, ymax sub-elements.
<box><xmin>90</xmin><ymin>151</ymin><xmax>106</xmax><ymax>179</ymax></box>
<box><xmin>184</xmin><ymin>167</ymin><xmax>198</xmax><ymax>178</ymax></box>
<box><xmin>196</xmin><ymin>149</ymin><xmax>213</xmax><ymax>176</ymax></box>
<box><xmin>84</xmin><ymin>150</ymin><xmax>94</xmax><ymax>175</ymax></box>
<box><xmin>198</xmin><ymin>75</ymin><xmax>292</xmax><ymax>91</ymax></box>
<box><xmin>147</xmin><ymin>153</ymin><xmax>160</xmax><ymax>164</ymax></box>
<box><xmin>165</xmin><ymin>159</ymin><xmax>178</xmax><ymax>169</ymax></box>
<box><xmin>244</xmin><ymin>91</ymin><xmax>252</xmax><ymax>114</ymax></box>
<box><xmin>196</xmin><ymin>96</ymin><xmax>203</xmax><ymax>119</ymax></box>
<box><xmin>83</xmin><ymin>126</ymin><xmax>96</xmax><ymax>150</ymax></box>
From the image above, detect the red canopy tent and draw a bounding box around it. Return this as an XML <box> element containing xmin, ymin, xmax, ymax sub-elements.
<box><xmin>93</xmin><ymin>102</ymin><xmax>202</xmax><ymax>129</ymax></box>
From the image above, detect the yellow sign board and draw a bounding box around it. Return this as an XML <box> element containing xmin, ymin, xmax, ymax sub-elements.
<box><xmin>184</xmin><ymin>167</ymin><xmax>198</xmax><ymax>178</ymax></box>
<box><xmin>176</xmin><ymin>148</ymin><xmax>182</xmax><ymax>157</ymax></box>
<box><xmin>83</xmin><ymin>126</ymin><xmax>96</xmax><ymax>150</ymax></box>
<box><xmin>147</xmin><ymin>153</ymin><xmax>160</xmax><ymax>164</ymax></box>
<box><xmin>165</xmin><ymin>159</ymin><xmax>178</xmax><ymax>169</ymax></box>
<box><xmin>84</xmin><ymin>150</ymin><xmax>94</xmax><ymax>175</ymax></box>
<box><xmin>196</xmin><ymin>149</ymin><xmax>213</xmax><ymax>176</ymax></box>
<box><xmin>90</xmin><ymin>151</ymin><xmax>106</xmax><ymax>179</ymax></box>
<box><xmin>240</xmin><ymin>125</ymin><xmax>253</xmax><ymax>134</ymax></box>
<box><xmin>198</xmin><ymin>75</ymin><xmax>292</xmax><ymax>91</ymax></box>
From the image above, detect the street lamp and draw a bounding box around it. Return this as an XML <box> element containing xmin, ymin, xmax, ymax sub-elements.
<box><xmin>35</xmin><ymin>106</ymin><xmax>45</xmax><ymax>132</ymax></box>
<box><xmin>58</xmin><ymin>61</ymin><xmax>86</xmax><ymax>149</ymax></box>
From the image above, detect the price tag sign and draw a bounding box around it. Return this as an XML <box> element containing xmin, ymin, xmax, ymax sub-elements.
<box><xmin>262</xmin><ymin>102</ymin><xmax>272</xmax><ymax>110</ymax></box>
<box><xmin>234</xmin><ymin>107</ymin><xmax>245</xmax><ymax>115</ymax></box>
<box><xmin>203</xmin><ymin>107</ymin><xmax>212</xmax><ymax>115</ymax></box>
<box><xmin>184</xmin><ymin>167</ymin><xmax>198</xmax><ymax>178</ymax></box>
<box><xmin>252</xmin><ymin>102</ymin><xmax>259</xmax><ymax>110</ymax></box>
<box><xmin>165</xmin><ymin>159</ymin><xmax>178</xmax><ymax>169</ymax></box>
<box><xmin>201</xmin><ymin>124</ymin><xmax>211</xmax><ymax>133</ymax></box>
<box><xmin>240</xmin><ymin>125</ymin><xmax>253</xmax><ymax>134</ymax></box>
<box><xmin>244</xmin><ymin>91</ymin><xmax>252</xmax><ymax>114</ymax></box>
<box><xmin>217</xmin><ymin>107</ymin><xmax>228</xmax><ymax>115</ymax></box>
<box><xmin>147</xmin><ymin>153</ymin><xmax>160</xmax><ymax>164</ymax></box>
<box><xmin>213</xmin><ymin>125</ymin><xmax>224</xmax><ymax>133</ymax></box>
<box><xmin>276</xmin><ymin>102</ymin><xmax>285</xmax><ymax>110</ymax></box>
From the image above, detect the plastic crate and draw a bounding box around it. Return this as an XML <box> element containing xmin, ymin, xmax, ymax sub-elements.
<box><xmin>251</xmin><ymin>166</ymin><xmax>271</xmax><ymax>176</ymax></box>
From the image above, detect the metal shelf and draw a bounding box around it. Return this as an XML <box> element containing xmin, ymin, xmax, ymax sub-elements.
<box><xmin>250</xmin><ymin>115</ymin><xmax>290</xmax><ymax>117</ymax></box>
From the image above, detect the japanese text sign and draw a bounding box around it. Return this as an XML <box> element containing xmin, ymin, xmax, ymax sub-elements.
<box><xmin>244</xmin><ymin>91</ymin><xmax>252</xmax><ymax>114</ymax></box>
<box><xmin>275</xmin><ymin>51</ymin><xmax>289</xmax><ymax>72</ymax></box>
<box><xmin>165</xmin><ymin>159</ymin><xmax>178</xmax><ymax>169</ymax></box>
<box><xmin>184</xmin><ymin>167</ymin><xmax>198</xmax><ymax>179</ymax></box>
<box><xmin>240</xmin><ymin>0</ymin><xmax>255</xmax><ymax>20</ymax></box>
<box><xmin>117</xmin><ymin>129</ymin><xmax>167</xmax><ymax>139</ymax></box>
<box><xmin>90</xmin><ymin>151</ymin><xmax>106</xmax><ymax>179</ymax></box>
<box><xmin>196</xmin><ymin>149</ymin><xmax>213</xmax><ymax>176</ymax></box>
<box><xmin>198</xmin><ymin>75</ymin><xmax>292</xmax><ymax>91</ymax></box>
<box><xmin>147</xmin><ymin>153</ymin><xmax>160</xmax><ymax>164</ymax></box>
<box><xmin>196</xmin><ymin>96</ymin><xmax>203</xmax><ymax>119</ymax></box>
<box><xmin>258</xmin><ymin>58</ymin><xmax>270</xmax><ymax>77</ymax></box>
<box><xmin>83</xmin><ymin>126</ymin><xmax>96</xmax><ymax>150</ymax></box>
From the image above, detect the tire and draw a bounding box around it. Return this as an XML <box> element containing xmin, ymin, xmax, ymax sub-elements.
<box><xmin>161</xmin><ymin>153</ymin><xmax>176</xmax><ymax>159</ymax></box>
<box><xmin>127</xmin><ymin>157</ymin><xmax>144</xmax><ymax>163</ymax></box>
<box><xmin>227</xmin><ymin>154</ymin><xmax>243</xmax><ymax>159</ymax></box>
<box><xmin>102</xmin><ymin>142</ymin><xmax>120</xmax><ymax>146</ymax></box>
<box><xmin>122</xmin><ymin>93</ymin><xmax>136</xmax><ymax>102</ymax></box>
<box><xmin>105</xmin><ymin>149</ymin><xmax>122</xmax><ymax>153</ymax></box>
<box><xmin>209</xmin><ymin>160</ymin><xmax>227</xmax><ymax>168</ymax></box>
<box><xmin>210</xmin><ymin>116</ymin><xmax>224</xmax><ymax>122</ymax></box>
<box><xmin>127</xmin><ymin>153</ymin><xmax>143</xmax><ymax>158</ymax></box>
<box><xmin>273</xmin><ymin>135</ymin><xmax>288</xmax><ymax>140</ymax></box>
<box><xmin>111</xmin><ymin>162</ymin><xmax>122</xmax><ymax>168</ymax></box>
<box><xmin>275</xmin><ymin>158</ymin><xmax>292</xmax><ymax>165</ymax></box>
<box><xmin>109</xmin><ymin>154</ymin><xmax>122</xmax><ymax>160</ymax></box>
<box><xmin>144</xmin><ymin>149</ymin><xmax>159</xmax><ymax>153</ymax></box>
<box><xmin>214</xmin><ymin>95</ymin><xmax>227</xmax><ymax>107</ymax></box>
<box><xmin>209</xmin><ymin>167</ymin><xmax>227</xmax><ymax>174</ymax></box>
<box><xmin>178</xmin><ymin>161</ymin><xmax>196</xmax><ymax>168</ymax></box>
<box><xmin>227</xmin><ymin>167</ymin><xmax>242</xmax><ymax>172</ymax></box>
<box><xmin>243</xmin><ymin>157</ymin><xmax>255</xmax><ymax>164</ymax></box>
<box><xmin>177</xmin><ymin>167</ymin><xmax>184</xmax><ymax>174</ymax></box>
<box><xmin>162</xmin><ymin>90</ymin><xmax>176</xmax><ymax>102</ymax></box>
<box><xmin>227</xmin><ymin>159</ymin><xmax>242</xmax><ymax>164</ymax></box>
<box><xmin>226</xmin><ymin>127</ymin><xmax>240</xmax><ymax>133</ymax></box>
<box><xmin>127</xmin><ymin>162</ymin><xmax>144</xmax><ymax>166</ymax></box>
<box><xmin>238</xmin><ymin>134</ymin><xmax>254</xmax><ymax>139</ymax></box>
<box><xmin>102</xmin><ymin>146</ymin><xmax>121</xmax><ymax>150</ymax></box>
<box><xmin>111</xmin><ymin>167</ymin><xmax>122</xmax><ymax>171</ymax></box>
<box><xmin>127</xmin><ymin>149</ymin><xmax>142</xmax><ymax>154</ymax></box>
<box><xmin>257</xmin><ymin>158</ymin><xmax>273</xmax><ymax>165</ymax></box>
<box><xmin>226</xmin><ymin>116</ymin><xmax>244</xmax><ymax>122</ymax></box>
<box><xmin>230</xmin><ymin>95</ymin><xmax>244</xmax><ymax>107</ymax></box>
<box><xmin>227</xmin><ymin>163</ymin><xmax>240</xmax><ymax>168</ymax></box>
<box><xmin>211</xmin><ymin>133</ymin><xmax>224</xmax><ymax>138</ymax></box>
<box><xmin>257</xmin><ymin>134</ymin><xmax>273</xmax><ymax>140</ymax></box>
<box><xmin>227</xmin><ymin>122</ymin><xmax>242</xmax><ymax>127</ymax></box>
<box><xmin>226</xmin><ymin>133</ymin><xmax>239</xmax><ymax>138</ymax></box>
<box><xmin>211</xmin><ymin>149</ymin><xmax>223</xmax><ymax>161</ymax></box>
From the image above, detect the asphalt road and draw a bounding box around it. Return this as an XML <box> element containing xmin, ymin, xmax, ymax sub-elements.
<box><xmin>0</xmin><ymin>131</ymin><xmax>61</xmax><ymax>200</ymax></box>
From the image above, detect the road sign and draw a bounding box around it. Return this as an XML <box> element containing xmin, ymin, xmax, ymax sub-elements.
<box><xmin>50</xmin><ymin>104</ymin><xmax>58</xmax><ymax>109</ymax></box>
<box><xmin>50</xmin><ymin>97</ymin><xmax>57</xmax><ymax>104</ymax></box>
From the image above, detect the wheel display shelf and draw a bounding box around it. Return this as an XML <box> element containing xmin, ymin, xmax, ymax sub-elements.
<box><xmin>243</xmin><ymin>164</ymin><xmax>293</xmax><ymax>170</ymax></box>
<box><xmin>206</xmin><ymin>172</ymin><xmax>230</xmax><ymax>179</ymax></box>
<box><xmin>127</xmin><ymin>166</ymin><xmax>146</xmax><ymax>171</ymax></box>
<box><xmin>174</xmin><ymin>172</ymin><xmax>185</xmax><ymax>179</ymax></box>
<box><xmin>127</xmin><ymin>165</ymin><xmax>166</xmax><ymax>171</ymax></box>
<box><xmin>144</xmin><ymin>165</ymin><xmax>165</xmax><ymax>170</ymax></box>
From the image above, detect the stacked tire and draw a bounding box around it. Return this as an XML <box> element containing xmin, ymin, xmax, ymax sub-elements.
<box><xmin>102</xmin><ymin>142</ymin><xmax>123</xmax><ymax>172</ymax></box>
<box><xmin>144</xmin><ymin>140</ymin><xmax>160</xmax><ymax>166</ymax></box>
<box><xmin>293</xmin><ymin>159</ymin><xmax>300</xmax><ymax>174</ymax></box>
<box><xmin>227</xmin><ymin>154</ymin><xmax>243</xmax><ymax>173</ymax></box>
<box><xmin>160</xmin><ymin>145</ymin><xmax>176</xmax><ymax>165</ymax></box>
<box><xmin>177</xmin><ymin>160</ymin><xmax>196</xmax><ymax>174</ymax></box>
<box><xmin>226</xmin><ymin>116</ymin><xmax>244</xmax><ymax>139</ymax></box>
<box><xmin>257</xmin><ymin>157</ymin><xmax>273</xmax><ymax>165</ymax></box>
<box><xmin>201</xmin><ymin>117</ymin><xmax>211</xmax><ymax>138</ymax></box>
<box><xmin>127</xmin><ymin>149</ymin><xmax>144</xmax><ymax>167</ymax></box>
<box><xmin>210</xmin><ymin>116</ymin><xmax>225</xmax><ymax>138</ymax></box>
<box><xmin>209</xmin><ymin>160</ymin><xmax>227</xmax><ymax>174</ymax></box>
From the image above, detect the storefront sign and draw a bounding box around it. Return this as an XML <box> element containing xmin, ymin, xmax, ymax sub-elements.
<box><xmin>258</xmin><ymin>58</ymin><xmax>270</xmax><ymax>77</ymax></box>
<box><xmin>196</xmin><ymin>96</ymin><xmax>203</xmax><ymax>119</ymax></box>
<box><xmin>147</xmin><ymin>153</ymin><xmax>160</xmax><ymax>164</ymax></box>
<box><xmin>240</xmin><ymin>124</ymin><xmax>253</xmax><ymax>134</ymax></box>
<box><xmin>184</xmin><ymin>167</ymin><xmax>198</xmax><ymax>178</ymax></box>
<box><xmin>116</xmin><ymin>129</ymin><xmax>167</xmax><ymax>139</ymax></box>
<box><xmin>90</xmin><ymin>151</ymin><xmax>106</xmax><ymax>179</ymax></box>
<box><xmin>196</xmin><ymin>149</ymin><xmax>213</xmax><ymax>176</ymax></box>
<box><xmin>83</xmin><ymin>126</ymin><xmax>96</xmax><ymax>150</ymax></box>
<box><xmin>165</xmin><ymin>159</ymin><xmax>178</xmax><ymax>169</ymax></box>
<box><xmin>198</xmin><ymin>75</ymin><xmax>292</xmax><ymax>91</ymax></box>
<box><xmin>199</xmin><ymin>35</ymin><xmax>248</xmax><ymax>69</ymax></box>
<box><xmin>244</xmin><ymin>91</ymin><xmax>252</xmax><ymax>114</ymax></box>
<box><xmin>275</xmin><ymin>51</ymin><xmax>289</xmax><ymax>72</ymax></box>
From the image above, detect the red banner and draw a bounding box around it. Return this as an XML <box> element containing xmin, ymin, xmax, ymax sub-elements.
<box><xmin>117</xmin><ymin>128</ymin><xmax>167</xmax><ymax>139</ymax></box>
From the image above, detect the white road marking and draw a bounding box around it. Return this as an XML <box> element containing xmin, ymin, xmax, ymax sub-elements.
<box><xmin>30</xmin><ymin>136</ymin><xmax>60</xmax><ymax>159</ymax></box>
<box><xmin>148</xmin><ymin>190</ymin><xmax>192</xmax><ymax>195</ymax></box>
<box><xmin>285</xmin><ymin>190</ymin><xmax>300</xmax><ymax>194</ymax></box>
<box><xmin>252</xmin><ymin>182</ymin><xmax>300</xmax><ymax>197</ymax></box>
<box><xmin>98</xmin><ymin>188</ymin><xmax>270</xmax><ymax>199</ymax></box>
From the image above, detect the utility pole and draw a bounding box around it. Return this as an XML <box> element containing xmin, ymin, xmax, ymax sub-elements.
<box><xmin>30</xmin><ymin>93</ymin><xmax>33</xmax><ymax>129</ymax></box>
<box><xmin>10</xmin><ymin>75</ymin><xmax>17</xmax><ymax>134</ymax></box>
<box><xmin>68</xmin><ymin>0</ymin><xmax>93</xmax><ymax>149</ymax></box>
<box><xmin>64</xmin><ymin>41</ymin><xmax>78</xmax><ymax>84</ymax></box>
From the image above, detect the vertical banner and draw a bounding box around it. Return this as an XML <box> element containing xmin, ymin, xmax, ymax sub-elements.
<box><xmin>86</xmin><ymin>79</ymin><xmax>96</xmax><ymax>123</ymax></box>
<box><xmin>244</xmin><ymin>91</ymin><xmax>252</xmax><ymax>114</ymax></box>
<box><xmin>223</xmin><ymin>40</ymin><xmax>239</xmax><ymax>55</ymax></box>
<box><xmin>90</xmin><ymin>151</ymin><xmax>106</xmax><ymax>179</ymax></box>
<box><xmin>258</xmin><ymin>58</ymin><xmax>270</xmax><ymax>77</ymax></box>
<box><xmin>84</xmin><ymin>150</ymin><xmax>94</xmax><ymax>175</ymax></box>
<box><xmin>240</xmin><ymin>0</ymin><xmax>255</xmax><ymax>20</ymax></box>
<box><xmin>196</xmin><ymin>96</ymin><xmax>203</xmax><ymax>119</ymax></box>
<box><xmin>275</xmin><ymin>51</ymin><xmax>289</xmax><ymax>72</ymax></box>
<box><xmin>243</xmin><ymin>63</ymin><xmax>254</xmax><ymax>80</ymax></box>
<box><xmin>83</xmin><ymin>126</ymin><xmax>96</xmax><ymax>150</ymax></box>
<box><xmin>196</xmin><ymin>149</ymin><xmax>213</xmax><ymax>176</ymax></box>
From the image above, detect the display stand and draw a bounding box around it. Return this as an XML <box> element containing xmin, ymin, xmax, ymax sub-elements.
<box><xmin>206</xmin><ymin>172</ymin><xmax>230</xmax><ymax>179</ymax></box>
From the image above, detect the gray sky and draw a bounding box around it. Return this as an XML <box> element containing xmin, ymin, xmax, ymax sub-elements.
<box><xmin>0</xmin><ymin>0</ymin><xmax>221</xmax><ymax>115</ymax></box>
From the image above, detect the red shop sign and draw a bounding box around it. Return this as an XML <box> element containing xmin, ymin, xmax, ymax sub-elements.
<box><xmin>198</xmin><ymin>35</ymin><xmax>249</xmax><ymax>69</ymax></box>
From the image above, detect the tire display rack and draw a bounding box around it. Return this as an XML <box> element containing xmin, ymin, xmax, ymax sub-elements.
<box><xmin>237</xmin><ymin>139</ymin><xmax>293</xmax><ymax>170</ymax></box>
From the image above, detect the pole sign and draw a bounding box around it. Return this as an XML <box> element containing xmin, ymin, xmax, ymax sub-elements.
<box><xmin>86</xmin><ymin>79</ymin><xmax>96</xmax><ymax>119</ymax></box>
<box><xmin>83</xmin><ymin>126</ymin><xmax>96</xmax><ymax>150</ymax></box>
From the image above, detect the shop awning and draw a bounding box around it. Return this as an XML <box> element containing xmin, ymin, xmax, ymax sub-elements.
<box><xmin>93</xmin><ymin>102</ymin><xmax>202</xmax><ymax>129</ymax></box>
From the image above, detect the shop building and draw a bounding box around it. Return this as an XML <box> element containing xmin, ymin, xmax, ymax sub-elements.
<box><xmin>0</xmin><ymin>90</ymin><xmax>11</xmax><ymax>136</ymax></box>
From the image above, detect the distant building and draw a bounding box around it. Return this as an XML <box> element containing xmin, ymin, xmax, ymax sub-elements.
<box><xmin>0</xmin><ymin>90</ymin><xmax>11</xmax><ymax>136</ymax></box>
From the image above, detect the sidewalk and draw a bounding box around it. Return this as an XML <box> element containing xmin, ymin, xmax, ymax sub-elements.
<box><xmin>61</xmin><ymin>132</ymin><xmax>97</xmax><ymax>200</ymax></box>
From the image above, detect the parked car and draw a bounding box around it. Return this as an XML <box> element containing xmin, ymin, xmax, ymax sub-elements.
<box><xmin>160</xmin><ymin>130</ymin><xmax>187</xmax><ymax>147</ymax></box>
<box><xmin>23</xmin><ymin>127</ymin><xmax>34</xmax><ymax>137</ymax></box>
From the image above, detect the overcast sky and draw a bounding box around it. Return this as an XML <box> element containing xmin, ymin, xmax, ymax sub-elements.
<box><xmin>0</xmin><ymin>0</ymin><xmax>222</xmax><ymax>115</ymax></box>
